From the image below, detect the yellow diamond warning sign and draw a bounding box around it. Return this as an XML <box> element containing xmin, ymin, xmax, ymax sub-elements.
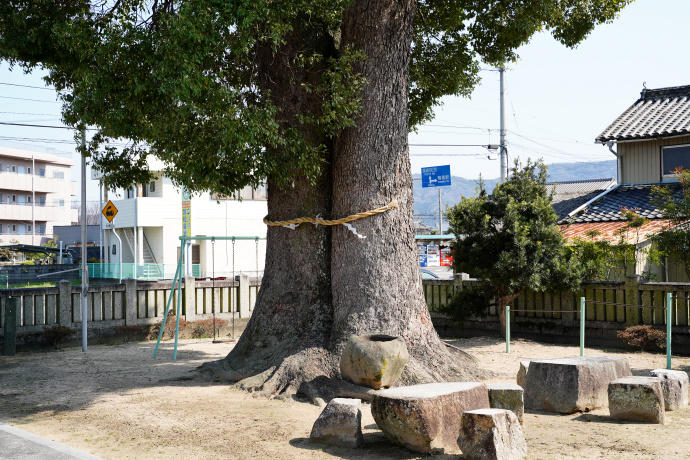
<box><xmin>102</xmin><ymin>200</ymin><xmax>118</xmax><ymax>223</ymax></box>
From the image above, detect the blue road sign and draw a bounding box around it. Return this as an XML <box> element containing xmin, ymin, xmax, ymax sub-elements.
<box><xmin>421</xmin><ymin>165</ymin><xmax>451</xmax><ymax>188</ymax></box>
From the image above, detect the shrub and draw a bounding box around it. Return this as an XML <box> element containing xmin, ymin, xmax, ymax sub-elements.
<box><xmin>617</xmin><ymin>325</ymin><xmax>666</xmax><ymax>351</ymax></box>
<box><xmin>148</xmin><ymin>311</ymin><xmax>187</xmax><ymax>340</ymax></box>
<box><xmin>115</xmin><ymin>325</ymin><xmax>146</xmax><ymax>343</ymax></box>
<box><xmin>42</xmin><ymin>325</ymin><xmax>75</xmax><ymax>349</ymax></box>
<box><xmin>190</xmin><ymin>318</ymin><xmax>229</xmax><ymax>339</ymax></box>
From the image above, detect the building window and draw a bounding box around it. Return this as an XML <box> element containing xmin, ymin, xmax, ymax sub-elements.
<box><xmin>11</xmin><ymin>195</ymin><xmax>16</xmax><ymax>203</ymax></box>
<box><xmin>662</xmin><ymin>144</ymin><xmax>690</xmax><ymax>177</ymax></box>
<box><xmin>18</xmin><ymin>166</ymin><xmax>25</xmax><ymax>174</ymax></box>
<box><xmin>0</xmin><ymin>194</ymin><xmax>2</xmax><ymax>203</ymax></box>
<box><xmin>150</xmin><ymin>181</ymin><xmax>155</xmax><ymax>192</ymax></box>
<box><xmin>27</xmin><ymin>196</ymin><xmax>31</xmax><ymax>204</ymax></box>
<box><xmin>12</xmin><ymin>224</ymin><xmax>16</xmax><ymax>232</ymax></box>
<box><xmin>27</xmin><ymin>224</ymin><xmax>32</xmax><ymax>232</ymax></box>
<box><xmin>39</xmin><ymin>196</ymin><xmax>46</xmax><ymax>206</ymax></box>
<box><xmin>27</xmin><ymin>167</ymin><xmax>31</xmax><ymax>174</ymax></box>
<box><xmin>11</xmin><ymin>165</ymin><xmax>16</xmax><ymax>173</ymax></box>
<box><xmin>112</xmin><ymin>244</ymin><xmax>117</xmax><ymax>255</ymax></box>
<box><xmin>59</xmin><ymin>199</ymin><xmax>65</xmax><ymax>207</ymax></box>
<box><xmin>53</xmin><ymin>171</ymin><xmax>65</xmax><ymax>179</ymax></box>
<box><xmin>39</xmin><ymin>168</ymin><xmax>46</xmax><ymax>177</ymax></box>
<box><xmin>39</xmin><ymin>225</ymin><xmax>46</xmax><ymax>235</ymax></box>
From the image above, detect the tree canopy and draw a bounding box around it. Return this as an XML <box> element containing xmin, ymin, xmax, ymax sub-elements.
<box><xmin>0</xmin><ymin>0</ymin><xmax>632</xmax><ymax>194</ymax></box>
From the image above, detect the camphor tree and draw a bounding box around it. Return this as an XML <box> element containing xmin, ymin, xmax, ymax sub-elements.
<box><xmin>445</xmin><ymin>160</ymin><xmax>583</xmax><ymax>336</ymax></box>
<box><xmin>0</xmin><ymin>0</ymin><xmax>631</xmax><ymax>399</ymax></box>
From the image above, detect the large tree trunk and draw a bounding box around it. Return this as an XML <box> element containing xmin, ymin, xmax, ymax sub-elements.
<box><xmin>330</xmin><ymin>0</ymin><xmax>476</xmax><ymax>384</ymax></box>
<box><xmin>204</xmin><ymin>3</ymin><xmax>480</xmax><ymax>400</ymax></box>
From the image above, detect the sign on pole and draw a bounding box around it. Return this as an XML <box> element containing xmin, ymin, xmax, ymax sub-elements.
<box><xmin>181</xmin><ymin>188</ymin><xmax>192</xmax><ymax>237</ymax></box>
<box><xmin>102</xmin><ymin>200</ymin><xmax>118</xmax><ymax>223</ymax></box>
<box><xmin>421</xmin><ymin>165</ymin><xmax>451</xmax><ymax>188</ymax></box>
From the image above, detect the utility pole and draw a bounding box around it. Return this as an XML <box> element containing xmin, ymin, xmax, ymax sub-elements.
<box><xmin>499</xmin><ymin>66</ymin><xmax>507</xmax><ymax>182</ymax></box>
<box><xmin>80</xmin><ymin>127</ymin><xmax>88</xmax><ymax>352</ymax></box>
<box><xmin>438</xmin><ymin>189</ymin><xmax>442</xmax><ymax>234</ymax></box>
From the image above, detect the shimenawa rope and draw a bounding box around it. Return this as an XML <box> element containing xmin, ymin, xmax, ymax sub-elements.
<box><xmin>263</xmin><ymin>200</ymin><xmax>398</xmax><ymax>227</ymax></box>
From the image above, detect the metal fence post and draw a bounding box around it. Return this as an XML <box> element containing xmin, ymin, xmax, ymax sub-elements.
<box><xmin>580</xmin><ymin>297</ymin><xmax>585</xmax><ymax>357</ymax></box>
<box><xmin>667</xmin><ymin>292</ymin><xmax>672</xmax><ymax>369</ymax></box>
<box><xmin>505</xmin><ymin>304</ymin><xmax>510</xmax><ymax>353</ymax></box>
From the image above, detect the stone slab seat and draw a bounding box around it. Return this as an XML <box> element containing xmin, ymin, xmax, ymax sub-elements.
<box><xmin>524</xmin><ymin>356</ymin><xmax>631</xmax><ymax>414</ymax></box>
<box><xmin>309</xmin><ymin>398</ymin><xmax>364</xmax><ymax>448</ymax></box>
<box><xmin>459</xmin><ymin>409</ymin><xmax>527</xmax><ymax>460</ymax></box>
<box><xmin>487</xmin><ymin>383</ymin><xmax>524</xmax><ymax>424</ymax></box>
<box><xmin>371</xmin><ymin>382</ymin><xmax>490</xmax><ymax>454</ymax></box>
<box><xmin>649</xmin><ymin>369</ymin><xmax>689</xmax><ymax>411</ymax></box>
<box><xmin>608</xmin><ymin>377</ymin><xmax>665</xmax><ymax>424</ymax></box>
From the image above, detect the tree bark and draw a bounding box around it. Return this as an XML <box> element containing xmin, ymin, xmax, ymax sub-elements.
<box><xmin>331</xmin><ymin>0</ymin><xmax>475</xmax><ymax>383</ymax></box>
<box><xmin>205</xmin><ymin>3</ymin><xmax>481</xmax><ymax>399</ymax></box>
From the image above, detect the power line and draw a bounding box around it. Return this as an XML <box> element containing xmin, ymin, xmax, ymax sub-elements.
<box><xmin>409</xmin><ymin>143</ymin><xmax>494</xmax><ymax>147</ymax></box>
<box><xmin>0</xmin><ymin>81</ymin><xmax>54</xmax><ymax>90</ymax></box>
<box><xmin>0</xmin><ymin>121</ymin><xmax>72</xmax><ymax>129</ymax></box>
<box><xmin>0</xmin><ymin>95</ymin><xmax>60</xmax><ymax>104</ymax></box>
<box><xmin>0</xmin><ymin>111</ymin><xmax>57</xmax><ymax>116</ymax></box>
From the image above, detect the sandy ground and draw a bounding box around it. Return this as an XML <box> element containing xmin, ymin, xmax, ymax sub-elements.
<box><xmin>2</xmin><ymin>337</ymin><xmax>690</xmax><ymax>459</ymax></box>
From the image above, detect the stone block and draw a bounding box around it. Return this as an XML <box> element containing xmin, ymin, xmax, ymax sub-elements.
<box><xmin>340</xmin><ymin>334</ymin><xmax>409</xmax><ymax>390</ymax></box>
<box><xmin>459</xmin><ymin>409</ymin><xmax>527</xmax><ymax>460</ymax></box>
<box><xmin>516</xmin><ymin>361</ymin><xmax>530</xmax><ymax>388</ymax></box>
<box><xmin>608</xmin><ymin>377</ymin><xmax>665</xmax><ymax>424</ymax></box>
<box><xmin>649</xmin><ymin>369</ymin><xmax>689</xmax><ymax>411</ymax></box>
<box><xmin>309</xmin><ymin>398</ymin><xmax>364</xmax><ymax>448</ymax></box>
<box><xmin>487</xmin><ymin>383</ymin><xmax>524</xmax><ymax>424</ymax></box>
<box><xmin>524</xmin><ymin>356</ymin><xmax>631</xmax><ymax>414</ymax></box>
<box><xmin>371</xmin><ymin>382</ymin><xmax>489</xmax><ymax>454</ymax></box>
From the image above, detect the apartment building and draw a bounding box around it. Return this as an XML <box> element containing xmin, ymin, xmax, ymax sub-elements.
<box><xmin>104</xmin><ymin>167</ymin><xmax>267</xmax><ymax>278</ymax></box>
<box><xmin>0</xmin><ymin>146</ymin><xmax>78</xmax><ymax>245</ymax></box>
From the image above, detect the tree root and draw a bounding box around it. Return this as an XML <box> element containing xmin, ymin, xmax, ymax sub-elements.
<box><xmin>199</xmin><ymin>338</ymin><xmax>486</xmax><ymax>402</ymax></box>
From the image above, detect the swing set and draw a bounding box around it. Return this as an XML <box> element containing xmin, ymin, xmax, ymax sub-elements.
<box><xmin>153</xmin><ymin>235</ymin><xmax>265</xmax><ymax>360</ymax></box>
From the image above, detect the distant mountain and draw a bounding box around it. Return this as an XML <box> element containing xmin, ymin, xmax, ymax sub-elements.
<box><xmin>414</xmin><ymin>159</ymin><xmax>616</xmax><ymax>229</ymax></box>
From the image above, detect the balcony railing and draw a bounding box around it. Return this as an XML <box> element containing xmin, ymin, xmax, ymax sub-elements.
<box><xmin>86</xmin><ymin>263</ymin><xmax>201</xmax><ymax>281</ymax></box>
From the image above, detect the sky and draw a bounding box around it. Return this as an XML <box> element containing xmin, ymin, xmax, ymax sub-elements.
<box><xmin>0</xmin><ymin>0</ymin><xmax>688</xmax><ymax>203</ymax></box>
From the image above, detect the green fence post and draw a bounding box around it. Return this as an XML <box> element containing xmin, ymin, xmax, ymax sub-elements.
<box><xmin>580</xmin><ymin>296</ymin><xmax>585</xmax><ymax>357</ymax></box>
<box><xmin>506</xmin><ymin>304</ymin><xmax>510</xmax><ymax>353</ymax></box>
<box><xmin>2</xmin><ymin>297</ymin><xmax>18</xmax><ymax>356</ymax></box>
<box><xmin>667</xmin><ymin>292</ymin><xmax>672</xmax><ymax>370</ymax></box>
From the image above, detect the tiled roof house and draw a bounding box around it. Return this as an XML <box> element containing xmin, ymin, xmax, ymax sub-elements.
<box><xmin>561</xmin><ymin>85</ymin><xmax>690</xmax><ymax>280</ymax></box>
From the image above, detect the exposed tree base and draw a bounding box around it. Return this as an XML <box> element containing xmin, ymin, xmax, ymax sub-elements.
<box><xmin>200</xmin><ymin>339</ymin><xmax>484</xmax><ymax>402</ymax></box>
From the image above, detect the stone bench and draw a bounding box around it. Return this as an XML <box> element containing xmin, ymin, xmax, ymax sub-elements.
<box><xmin>608</xmin><ymin>377</ymin><xmax>665</xmax><ymax>424</ymax></box>
<box><xmin>649</xmin><ymin>369</ymin><xmax>689</xmax><ymax>411</ymax></box>
<box><xmin>371</xmin><ymin>382</ymin><xmax>489</xmax><ymax>454</ymax></box>
<box><xmin>459</xmin><ymin>409</ymin><xmax>527</xmax><ymax>460</ymax></box>
<box><xmin>487</xmin><ymin>383</ymin><xmax>524</xmax><ymax>424</ymax></box>
<box><xmin>524</xmin><ymin>356</ymin><xmax>631</xmax><ymax>413</ymax></box>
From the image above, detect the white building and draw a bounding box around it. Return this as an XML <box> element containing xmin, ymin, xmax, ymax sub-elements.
<box><xmin>0</xmin><ymin>146</ymin><xmax>77</xmax><ymax>245</ymax></box>
<box><xmin>103</xmin><ymin>170</ymin><xmax>267</xmax><ymax>279</ymax></box>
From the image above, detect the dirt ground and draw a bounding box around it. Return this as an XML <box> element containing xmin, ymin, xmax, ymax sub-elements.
<box><xmin>2</xmin><ymin>336</ymin><xmax>690</xmax><ymax>460</ymax></box>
